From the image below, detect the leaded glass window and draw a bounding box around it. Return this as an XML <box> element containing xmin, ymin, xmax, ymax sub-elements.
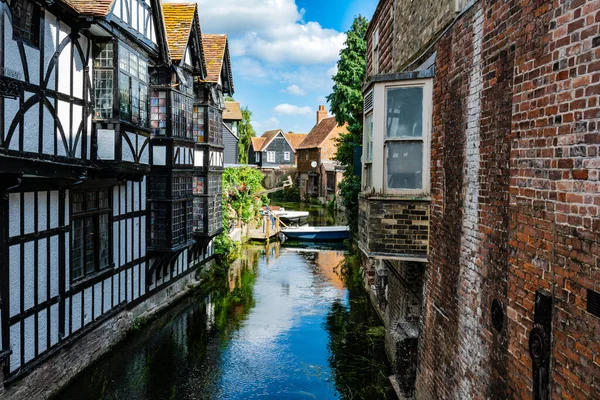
<box><xmin>71</xmin><ymin>188</ymin><xmax>111</xmax><ymax>282</ymax></box>
<box><xmin>118</xmin><ymin>44</ymin><xmax>148</xmax><ymax>127</ymax></box>
<box><xmin>150</xmin><ymin>91</ymin><xmax>168</xmax><ymax>136</ymax></box>
<box><xmin>93</xmin><ymin>42</ymin><xmax>114</xmax><ymax>120</ymax></box>
<box><xmin>12</xmin><ymin>0</ymin><xmax>39</xmax><ymax>48</ymax></box>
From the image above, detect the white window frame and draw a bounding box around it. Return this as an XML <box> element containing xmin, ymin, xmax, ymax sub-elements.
<box><xmin>363</xmin><ymin>78</ymin><xmax>433</xmax><ymax>196</ymax></box>
<box><xmin>363</xmin><ymin>113</ymin><xmax>374</xmax><ymax>189</ymax></box>
<box><xmin>284</xmin><ymin>151</ymin><xmax>291</xmax><ymax>161</ymax></box>
<box><xmin>267</xmin><ymin>151</ymin><xmax>276</xmax><ymax>163</ymax></box>
<box><xmin>255</xmin><ymin>152</ymin><xmax>260</xmax><ymax>163</ymax></box>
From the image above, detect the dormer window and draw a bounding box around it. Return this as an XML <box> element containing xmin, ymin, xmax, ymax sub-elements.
<box><xmin>12</xmin><ymin>0</ymin><xmax>40</xmax><ymax>48</ymax></box>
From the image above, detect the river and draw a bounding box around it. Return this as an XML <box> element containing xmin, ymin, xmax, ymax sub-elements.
<box><xmin>55</xmin><ymin>203</ymin><xmax>393</xmax><ymax>399</ymax></box>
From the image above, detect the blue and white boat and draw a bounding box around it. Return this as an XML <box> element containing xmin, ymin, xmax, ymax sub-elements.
<box><xmin>280</xmin><ymin>226</ymin><xmax>350</xmax><ymax>241</ymax></box>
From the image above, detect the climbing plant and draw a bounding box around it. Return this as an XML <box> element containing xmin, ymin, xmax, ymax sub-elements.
<box><xmin>327</xmin><ymin>16</ymin><xmax>369</xmax><ymax>237</ymax></box>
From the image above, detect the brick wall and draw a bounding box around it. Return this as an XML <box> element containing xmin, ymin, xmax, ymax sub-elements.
<box><xmin>413</xmin><ymin>0</ymin><xmax>600</xmax><ymax>398</ymax></box>
<box><xmin>392</xmin><ymin>0</ymin><xmax>461</xmax><ymax>71</ymax></box>
<box><xmin>359</xmin><ymin>196</ymin><xmax>430</xmax><ymax>257</ymax></box>
<box><xmin>366</xmin><ymin>0</ymin><xmax>394</xmax><ymax>76</ymax></box>
<box><xmin>297</xmin><ymin>148</ymin><xmax>321</xmax><ymax>173</ymax></box>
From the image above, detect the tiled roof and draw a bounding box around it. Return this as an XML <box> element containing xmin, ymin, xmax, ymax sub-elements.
<box><xmin>162</xmin><ymin>3</ymin><xmax>197</xmax><ymax>61</ymax></box>
<box><xmin>284</xmin><ymin>133</ymin><xmax>307</xmax><ymax>151</ymax></box>
<box><xmin>202</xmin><ymin>34</ymin><xmax>227</xmax><ymax>83</ymax></box>
<box><xmin>298</xmin><ymin>117</ymin><xmax>347</xmax><ymax>149</ymax></box>
<box><xmin>223</xmin><ymin>101</ymin><xmax>242</xmax><ymax>121</ymax></box>
<box><xmin>251</xmin><ymin>137</ymin><xmax>265</xmax><ymax>151</ymax></box>
<box><xmin>60</xmin><ymin>0</ymin><xmax>115</xmax><ymax>16</ymax></box>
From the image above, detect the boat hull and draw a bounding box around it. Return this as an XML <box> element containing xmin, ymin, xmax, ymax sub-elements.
<box><xmin>281</xmin><ymin>227</ymin><xmax>350</xmax><ymax>242</ymax></box>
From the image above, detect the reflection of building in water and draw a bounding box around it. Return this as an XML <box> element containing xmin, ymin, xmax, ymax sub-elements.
<box><xmin>205</xmin><ymin>293</ymin><xmax>215</xmax><ymax>330</ymax></box>
<box><xmin>311</xmin><ymin>251</ymin><xmax>346</xmax><ymax>291</ymax></box>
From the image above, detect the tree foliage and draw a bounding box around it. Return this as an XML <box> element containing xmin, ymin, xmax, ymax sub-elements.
<box><xmin>237</xmin><ymin>107</ymin><xmax>256</xmax><ymax>164</ymax></box>
<box><xmin>327</xmin><ymin>16</ymin><xmax>369</xmax><ymax>236</ymax></box>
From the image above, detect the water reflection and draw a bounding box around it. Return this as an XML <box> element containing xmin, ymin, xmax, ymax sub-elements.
<box><xmin>56</xmin><ymin>243</ymin><xmax>391</xmax><ymax>400</ymax></box>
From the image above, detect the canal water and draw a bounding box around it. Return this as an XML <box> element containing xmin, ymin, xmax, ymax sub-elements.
<box><xmin>56</xmin><ymin>204</ymin><xmax>393</xmax><ymax>400</ymax></box>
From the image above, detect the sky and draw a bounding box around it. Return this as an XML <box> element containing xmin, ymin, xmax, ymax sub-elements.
<box><xmin>166</xmin><ymin>0</ymin><xmax>378</xmax><ymax>134</ymax></box>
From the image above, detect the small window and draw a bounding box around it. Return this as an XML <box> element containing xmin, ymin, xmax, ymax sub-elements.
<box><xmin>71</xmin><ymin>189</ymin><xmax>111</xmax><ymax>282</ymax></box>
<box><xmin>372</xmin><ymin>29</ymin><xmax>380</xmax><ymax>75</ymax></box>
<box><xmin>12</xmin><ymin>0</ymin><xmax>40</xmax><ymax>48</ymax></box>
<box><xmin>363</xmin><ymin>113</ymin><xmax>374</xmax><ymax>189</ymax></box>
<box><xmin>267</xmin><ymin>151</ymin><xmax>275</xmax><ymax>163</ymax></box>
<box><xmin>284</xmin><ymin>152</ymin><xmax>290</xmax><ymax>161</ymax></box>
<box><xmin>305</xmin><ymin>151</ymin><xmax>309</xmax><ymax>161</ymax></box>
<box><xmin>255</xmin><ymin>152</ymin><xmax>260</xmax><ymax>163</ymax></box>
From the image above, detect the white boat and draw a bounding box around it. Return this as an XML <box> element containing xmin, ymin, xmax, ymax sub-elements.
<box><xmin>278</xmin><ymin>211</ymin><xmax>310</xmax><ymax>222</ymax></box>
<box><xmin>280</xmin><ymin>226</ymin><xmax>350</xmax><ymax>241</ymax></box>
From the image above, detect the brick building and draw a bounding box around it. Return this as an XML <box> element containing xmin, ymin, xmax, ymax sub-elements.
<box><xmin>361</xmin><ymin>0</ymin><xmax>600</xmax><ymax>398</ymax></box>
<box><xmin>297</xmin><ymin>105</ymin><xmax>347</xmax><ymax>203</ymax></box>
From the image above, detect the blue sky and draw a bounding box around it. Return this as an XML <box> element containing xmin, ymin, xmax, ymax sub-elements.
<box><xmin>185</xmin><ymin>0</ymin><xmax>378</xmax><ymax>134</ymax></box>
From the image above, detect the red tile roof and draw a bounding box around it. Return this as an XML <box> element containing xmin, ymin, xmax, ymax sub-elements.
<box><xmin>251</xmin><ymin>137</ymin><xmax>266</xmax><ymax>151</ymax></box>
<box><xmin>298</xmin><ymin>117</ymin><xmax>347</xmax><ymax>150</ymax></box>
<box><xmin>202</xmin><ymin>34</ymin><xmax>227</xmax><ymax>83</ymax></box>
<box><xmin>162</xmin><ymin>3</ymin><xmax>197</xmax><ymax>61</ymax></box>
<box><xmin>284</xmin><ymin>133</ymin><xmax>307</xmax><ymax>151</ymax></box>
<box><xmin>223</xmin><ymin>101</ymin><xmax>242</xmax><ymax>121</ymax></box>
<box><xmin>60</xmin><ymin>0</ymin><xmax>116</xmax><ymax>16</ymax></box>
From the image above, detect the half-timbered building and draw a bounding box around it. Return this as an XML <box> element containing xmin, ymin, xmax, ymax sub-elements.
<box><xmin>0</xmin><ymin>1</ymin><xmax>225</xmax><ymax>397</ymax></box>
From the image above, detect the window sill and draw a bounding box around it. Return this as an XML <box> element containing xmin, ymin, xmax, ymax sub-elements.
<box><xmin>69</xmin><ymin>263</ymin><xmax>115</xmax><ymax>291</ymax></box>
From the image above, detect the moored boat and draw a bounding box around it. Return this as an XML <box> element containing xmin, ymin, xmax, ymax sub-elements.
<box><xmin>280</xmin><ymin>226</ymin><xmax>350</xmax><ymax>241</ymax></box>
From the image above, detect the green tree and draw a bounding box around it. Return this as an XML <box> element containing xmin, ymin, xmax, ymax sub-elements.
<box><xmin>327</xmin><ymin>16</ymin><xmax>369</xmax><ymax>236</ymax></box>
<box><xmin>237</xmin><ymin>107</ymin><xmax>256</xmax><ymax>164</ymax></box>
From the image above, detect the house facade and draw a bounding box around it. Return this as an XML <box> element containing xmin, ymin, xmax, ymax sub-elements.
<box><xmin>0</xmin><ymin>1</ymin><xmax>230</xmax><ymax>397</ymax></box>
<box><xmin>249</xmin><ymin>129</ymin><xmax>297</xmax><ymax>169</ymax></box>
<box><xmin>222</xmin><ymin>101</ymin><xmax>241</xmax><ymax>165</ymax></box>
<box><xmin>362</xmin><ymin>0</ymin><xmax>600</xmax><ymax>399</ymax></box>
<box><xmin>297</xmin><ymin>106</ymin><xmax>346</xmax><ymax>203</ymax></box>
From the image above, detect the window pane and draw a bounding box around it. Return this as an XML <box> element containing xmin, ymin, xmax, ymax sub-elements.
<box><xmin>119</xmin><ymin>73</ymin><xmax>131</xmax><ymax>121</ymax></box>
<box><xmin>386</xmin><ymin>87</ymin><xmax>423</xmax><ymax>138</ymax></box>
<box><xmin>129</xmin><ymin>52</ymin><xmax>139</xmax><ymax>78</ymax></box>
<box><xmin>99</xmin><ymin>214</ymin><xmax>109</xmax><ymax>269</ymax></box>
<box><xmin>84</xmin><ymin>217</ymin><xmax>95</xmax><ymax>274</ymax></box>
<box><xmin>94</xmin><ymin>70</ymin><xmax>113</xmax><ymax>119</ymax></box>
<box><xmin>131</xmin><ymin>79</ymin><xmax>140</xmax><ymax>123</ymax></box>
<box><xmin>386</xmin><ymin>141</ymin><xmax>423</xmax><ymax>189</ymax></box>
<box><xmin>86</xmin><ymin>191</ymin><xmax>98</xmax><ymax>211</ymax></box>
<box><xmin>365</xmin><ymin>113</ymin><xmax>374</xmax><ymax>162</ymax></box>
<box><xmin>93</xmin><ymin>42</ymin><xmax>113</xmax><ymax>68</ymax></box>
<box><xmin>72</xmin><ymin>219</ymin><xmax>85</xmax><ymax>280</ymax></box>
<box><xmin>73</xmin><ymin>192</ymin><xmax>85</xmax><ymax>214</ymax></box>
<box><xmin>119</xmin><ymin>46</ymin><xmax>129</xmax><ymax>72</ymax></box>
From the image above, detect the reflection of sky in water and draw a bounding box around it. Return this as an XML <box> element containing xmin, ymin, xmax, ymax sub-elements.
<box><xmin>215</xmin><ymin>250</ymin><xmax>346</xmax><ymax>399</ymax></box>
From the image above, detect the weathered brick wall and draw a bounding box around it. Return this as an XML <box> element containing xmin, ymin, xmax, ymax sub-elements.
<box><xmin>297</xmin><ymin>148</ymin><xmax>321</xmax><ymax>173</ymax></box>
<box><xmin>366</xmin><ymin>0</ymin><xmax>395</xmax><ymax>77</ymax></box>
<box><xmin>415</xmin><ymin>0</ymin><xmax>600</xmax><ymax>398</ymax></box>
<box><xmin>392</xmin><ymin>0</ymin><xmax>461</xmax><ymax>71</ymax></box>
<box><xmin>359</xmin><ymin>196</ymin><xmax>430</xmax><ymax>256</ymax></box>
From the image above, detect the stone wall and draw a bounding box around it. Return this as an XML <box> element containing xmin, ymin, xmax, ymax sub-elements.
<box><xmin>359</xmin><ymin>195</ymin><xmax>430</xmax><ymax>257</ymax></box>
<box><xmin>0</xmin><ymin>261</ymin><xmax>213</xmax><ymax>399</ymax></box>
<box><xmin>415</xmin><ymin>0</ymin><xmax>600</xmax><ymax>398</ymax></box>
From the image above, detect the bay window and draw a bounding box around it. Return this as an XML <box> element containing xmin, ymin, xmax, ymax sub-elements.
<box><xmin>118</xmin><ymin>45</ymin><xmax>148</xmax><ymax>127</ymax></box>
<box><xmin>93</xmin><ymin>42</ymin><xmax>114</xmax><ymax>120</ymax></box>
<box><xmin>362</xmin><ymin>77</ymin><xmax>432</xmax><ymax>195</ymax></box>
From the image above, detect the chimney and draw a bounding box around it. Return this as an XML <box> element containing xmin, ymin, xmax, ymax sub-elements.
<box><xmin>316</xmin><ymin>105</ymin><xmax>328</xmax><ymax>125</ymax></box>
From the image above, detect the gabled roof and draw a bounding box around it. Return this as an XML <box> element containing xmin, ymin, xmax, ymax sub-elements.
<box><xmin>284</xmin><ymin>133</ymin><xmax>307</xmax><ymax>151</ymax></box>
<box><xmin>251</xmin><ymin>137</ymin><xmax>265</xmax><ymax>151</ymax></box>
<box><xmin>202</xmin><ymin>34</ymin><xmax>235</xmax><ymax>93</ymax></box>
<box><xmin>298</xmin><ymin>117</ymin><xmax>347</xmax><ymax>149</ymax></box>
<box><xmin>223</xmin><ymin>102</ymin><xmax>242</xmax><ymax>121</ymax></box>
<box><xmin>61</xmin><ymin>0</ymin><xmax>115</xmax><ymax>16</ymax></box>
<box><xmin>162</xmin><ymin>3</ymin><xmax>196</xmax><ymax>61</ymax></box>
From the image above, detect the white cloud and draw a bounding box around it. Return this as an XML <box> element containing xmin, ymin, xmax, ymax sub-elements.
<box><xmin>327</xmin><ymin>65</ymin><xmax>338</xmax><ymax>77</ymax></box>
<box><xmin>282</xmin><ymin>85</ymin><xmax>307</xmax><ymax>96</ymax></box>
<box><xmin>252</xmin><ymin>117</ymin><xmax>281</xmax><ymax>132</ymax></box>
<box><xmin>233</xmin><ymin>23</ymin><xmax>346</xmax><ymax>65</ymax></box>
<box><xmin>274</xmin><ymin>104</ymin><xmax>313</xmax><ymax>116</ymax></box>
<box><xmin>167</xmin><ymin>0</ymin><xmax>346</xmax><ymax>65</ymax></box>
